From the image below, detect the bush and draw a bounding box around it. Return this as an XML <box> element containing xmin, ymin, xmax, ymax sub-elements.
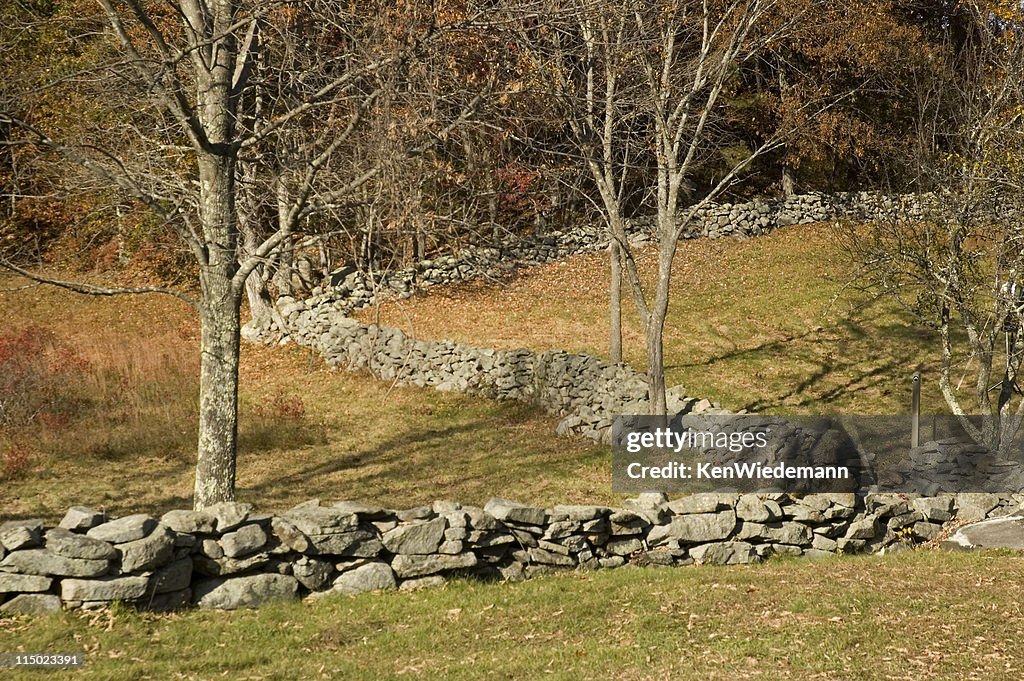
<box><xmin>0</xmin><ymin>324</ymin><xmax>90</xmax><ymax>432</ymax></box>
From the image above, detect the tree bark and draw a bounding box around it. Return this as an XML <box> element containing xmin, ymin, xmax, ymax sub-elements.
<box><xmin>195</xmin><ymin>269</ymin><xmax>242</xmax><ymax>509</ymax></box>
<box><xmin>193</xmin><ymin>153</ymin><xmax>242</xmax><ymax>510</ymax></box>
<box><xmin>610</xmin><ymin>239</ymin><xmax>622</xmax><ymax>364</ymax></box>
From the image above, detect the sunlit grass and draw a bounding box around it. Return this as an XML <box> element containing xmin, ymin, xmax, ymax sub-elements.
<box><xmin>2</xmin><ymin>550</ymin><xmax>1022</xmax><ymax>680</ymax></box>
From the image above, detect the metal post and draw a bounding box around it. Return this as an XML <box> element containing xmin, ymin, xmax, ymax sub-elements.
<box><xmin>911</xmin><ymin>373</ymin><xmax>921</xmax><ymax>449</ymax></box>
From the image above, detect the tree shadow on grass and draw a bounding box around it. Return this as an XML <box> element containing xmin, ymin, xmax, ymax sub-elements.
<box><xmin>665</xmin><ymin>306</ymin><xmax>937</xmax><ymax>413</ymax></box>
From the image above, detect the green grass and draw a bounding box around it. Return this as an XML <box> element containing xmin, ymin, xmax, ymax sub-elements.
<box><xmin>3</xmin><ymin>550</ymin><xmax>1023</xmax><ymax>680</ymax></box>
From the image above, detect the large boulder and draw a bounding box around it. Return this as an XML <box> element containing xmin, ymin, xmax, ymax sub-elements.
<box><xmin>942</xmin><ymin>515</ymin><xmax>1024</xmax><ymax>551</ymax></box>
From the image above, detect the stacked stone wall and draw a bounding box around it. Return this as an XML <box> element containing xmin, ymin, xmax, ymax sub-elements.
<box><xmin>2</xmin><ymin>491</ymin><xmax>1018</xmax><ymax>613</ymax></box>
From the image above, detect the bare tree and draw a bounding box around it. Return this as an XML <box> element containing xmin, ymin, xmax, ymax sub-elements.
<box><xmin>0</xmin><ymin>0</ymin><xmax>461</xmax><ymax>508</ymax></box>
<box><xmin>511</xmin><ymin>0</ymin><xmax>794</xmax><ymax>413</ymax></box>
<box><xmin>838</xmin><ymin>1</ymin><xmax>1024</xmax><ymax>451</ymax></box>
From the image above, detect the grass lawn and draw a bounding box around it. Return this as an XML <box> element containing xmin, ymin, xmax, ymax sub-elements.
<box><xmin>2</xmin><ymin>550</ymin><xmax>1022</xmax><ymax>680</ymax></box>
<box><xmin>359</xmin><ymin>224</ymin><xmax>946</xmax><ymax>416</ymax></box>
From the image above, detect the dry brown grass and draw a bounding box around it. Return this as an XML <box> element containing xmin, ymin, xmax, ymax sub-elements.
<box><xmin>0</xmin><ymin>274</ymin><xmax>608</xmax><ymax>522</ymax></box>
<box><xmin>358</xmin><ymin>224</ymin><xmax>944</xmax><ymax>415</ymax></box>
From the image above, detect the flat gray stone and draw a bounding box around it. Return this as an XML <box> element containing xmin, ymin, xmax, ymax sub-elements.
<box><xmin>0</xmin><ymin>549</ymin><xmax>110</xmax><ymax>577</ymax></box>
<box><xmin>161</xmin><ymin>510</ymin><xmax>216</xmax><ymax>534</ymax></box>
<box><xmin>60</xmin><ymin>575</ymin><xmax>150</xmax><ymax>602</ymax></box>
<box><xmin>912</xmin><ymin>496</ymin><xmax>954</xmax><ymax>523</ymax></box>
<box><xmin>382</xmin><ymin>518</ymin><xmax>446</xmax><ymax>555</ymax></box>
<box><xmin>220</xmin><ymin>524</ymin><xmax>267</xmax><ymax>559</ymax></box>
<box><xmin>281</xmin><ymin>506</ymin><xmax>358</xmax><ymax>536</ymax></box>
<box><xmin>955</xmin><ymin>494</ymin><xmax>1002</xmax><ymax>523</ymax></box>
<box><xmin>668</xmin><ymin>494</ymin><xmax>734</xmax><ymax>515</ymax></box>
<box><xmin>86</xmin><ymin>514</ymin><xmax>157</xmax><ymax>544</ymax></box>
<box><xmin>399</xmin><ymin>575</ymin><xmax>444</xmax><ymax>591</ymax></box>
<box><xmin>45</xmin><ymin>528</ymin><xmax>117</xmax><ymax>561</ymax></box>
<box><xmin>331</xmin><ymin>562</ymin><xmax>397</xmax><ymax>595</ymax></box>
<box><xmin>0</xmin><ymin>593</ymin><xmax>62</xmax><ymax>615</ymax></box>
<box><xmin>192</xmin><ymin>553</ymin><xmax>270</xmax><ymax>577</ymax></box>
<box><xmin>648</xmin><ymin>510</ymin><xmax>737</xmax><ymax>545</ymax></box>
<box><xmin>844</xmin><ymin>517</ymin><xmax>879</xmax><ymax>540</ymax></box>
<box><xmin>391</xmin><ymin>552</ymin><xmax>478</xmax><ymax>578</ymax></box>
<box><xmin>942</xmin><ymin>516</ymin><xmax>1024</xmax><ymax>551</ymax></box>
<box><xmin>690</xmin><ymin>541</ymin><xmax>758</xmax><ymax>565</ymax></box>
<box><xmin>270</xmin><ymin>517</ymin><xmax>311</xmax><ymax>553</ymax></box>
<box><xmin>550</xmin><ymin>505</ymin><xmax>609</xmax><ymax>522</ymax></box>
<box><xmin>736</xmin><ymin>495</ymin><xmax>774</xmax><ymax>522</ymax></box>
<box><xmin>333</xmin><ymin>501</ymin><xmax>390</xmax><ymax>519</ymax></box>
<box><xmin>0</xmin><ymin>573</ymin><xmax>52</xmax><ymax>593</ymax></box>
<box><xmin>58</xmin><ymin>506</ymin><xmax>106</xmax><ymax>532</ymax></box>
<box><xmin>151</xmin><ymin>558</ymin><xmax>193</xmax><ymax>594</ymax></box>
<box><xmin>207</xmin><ymin>502</ymin><xmax>254</xmax><ymax>533</ymax></box>
<box><xmin>0</xmin><ymin>520</ymin><xmax>43</xmax><ymax>551</ymax></box>
<box><xmin>293</xmin><ymin>558</ymin><xmax>334</xmax><ymax>591</ymax></box>
<box><xmin>193</xmin><ymin>573</ymin><xmax>298</xmax><ymax>610</ymax></box>
<box><xmin>118</xmin><ymin>526</ymin><xmax>174</xmax><ymax>573</ymax></box>
<box><xmin>484</xmin><ymin>498</ymin><xmax>546</xmax><ymax>526</ymax></box>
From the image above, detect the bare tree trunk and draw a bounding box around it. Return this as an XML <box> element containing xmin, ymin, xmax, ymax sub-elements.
<box><xmin>782</xmin><ymin>165</ymin><xmax>796</xmax><ymax>197</ymax></box>
<box><xmin>646</xmin><ymin>244</ymin><xmax>674</xmax><ymax>415</ymax></box>
<box><xmin>610</xmin><ymin>239</ymin><xmax>622</xmax><ymax>363</ymax></box>
<box><xmin>193</xmin><ymin>153</ymin><xmax>242</xmax><ymax>509</ymax></box>
<box><xmin>195</xmin><ymin>269</ymin><xmax>242</xmax><ymax>509</ymax></box>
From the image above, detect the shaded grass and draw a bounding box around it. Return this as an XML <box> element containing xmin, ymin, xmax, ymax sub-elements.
<box><xmin>2</xmin><ymin>550</ymin><xmax>1023</xmax><ymax>680</ymax></box>
<box><xmin>359</xmin><ymin>224</ymin><xmax>946</xmax><ymax>416</ymax></box>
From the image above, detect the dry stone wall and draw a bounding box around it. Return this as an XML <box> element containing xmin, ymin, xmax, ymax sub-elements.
<box><xmin>2</xmin><ymin>492</ymin><xmax>1020</xmax><ymax>614</ymax></box>
<box><xmin>247</xmin><ymin>311</ymin><xmax>731</xmax><ymax>443</ymax></box>
<box><xmin>299</xmin><ymin>191</ymin><xmax>932</xmax><ymax>315</ymax></box>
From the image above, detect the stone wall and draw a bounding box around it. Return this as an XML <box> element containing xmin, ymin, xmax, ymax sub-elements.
<box><xmin>297</xmin><ymin>191</ymin><xmax>932</xmax><ymax>315</ymax></box>
<box><xmin>247</xmin><ymin>311</ymin><xmax>730</xmax><ymax>443</ymax></box>
<box><xmin>2</xmin><ymin>492</ymin><xmax>1019</xmax><ymax>614</ymax></box>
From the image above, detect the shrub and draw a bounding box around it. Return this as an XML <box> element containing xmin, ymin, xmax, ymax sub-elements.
<box><xmin>0</xmin><ymin>324</ymin><xmax>90</xmax><ymax>432</ymax></box>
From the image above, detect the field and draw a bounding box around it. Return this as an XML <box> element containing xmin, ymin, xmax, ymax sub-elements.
<box><xmin>360</xmin><ymin>224</ymin><xmax>944</xmax><ymax>415</ymax></box>
<box><xmin>1</xmin><ymin>224</ymin><xmax>1019</xmax><ymax>680</ymax></box>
